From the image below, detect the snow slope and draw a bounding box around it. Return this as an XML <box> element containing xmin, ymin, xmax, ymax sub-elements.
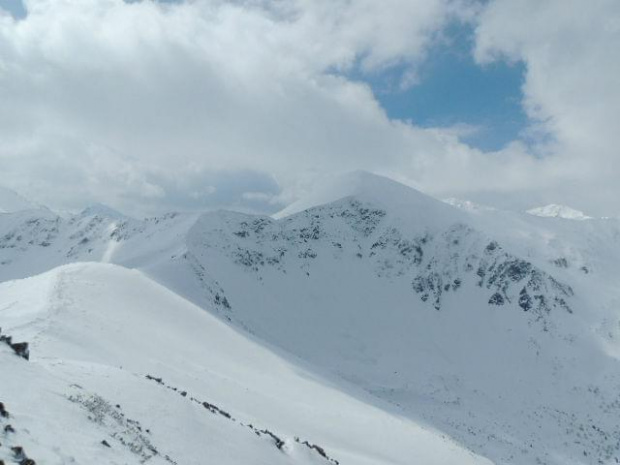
<box><xmin>0</xmin><ymin>263</ymin><xmax>489</xmax><ymax>465</ymax></box>
<box><xmin>2</xmin><ymin>172</ymin><xmax>620</xmax><ymax>464</ymax></box>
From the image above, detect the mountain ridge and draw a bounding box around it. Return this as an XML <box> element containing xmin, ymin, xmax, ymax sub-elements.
<box><xmin>0</xmin><ymin>262</ymin><xmax>490</xmax><ymax>465</ymax></box>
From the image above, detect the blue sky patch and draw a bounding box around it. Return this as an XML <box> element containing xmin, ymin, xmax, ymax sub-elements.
<box><xmin>358</xmin><ymin>23</ymin><xmax>528</xmax><ymax>151</ymax></box>
<box><xmin>0</xmin><ymin>0</ymin><xmax>26</xmax><ymax>18</ymax></box>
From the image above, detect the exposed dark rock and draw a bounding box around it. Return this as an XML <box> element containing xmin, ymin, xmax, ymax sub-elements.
<box><xmin>10</xmin><ymin>342</ymin><xmax>29</xmax><ymax>360</ymax></box>
<box><xmin>518</xmin><ymin>288</ymin><xmax>533</xmax><ymax>312</ymax></box>
<box><xmin>257</xmin><ymin>429</ymin><xmax>284</xmax><ymax>450</ymax></box>
<box><xmin>489</xmin><ymin>293</ymin><xmax>505</xmax><ymax>305</ymax></box>
<box><xmin>145</xmin><ymin>375</ymin><xmax>163</xmax><ymax>384</ymax></box>
<box><xmin>295</xmin><ymin>438</ymin><xmax>340</xmax><ymax>465</ymax></box>
<box><xmin>214</xmin><ymin>294</ymin><xmax>231</xmax><ymax>310</ymax></box>
<box><xmin>412</xmin><ymin>273</ymin><xmax>443</xmax><ymax>310</ymax></box>
<box><xmin>485</xmin><ymin>241</ymin><xmax>499</xmax><ymax>253</ymax></box>
<box><xmin>11</xmin><ymin>446</ymin><xmax>25</xmax><ymax>460</ymax></box>
<box><xmin>69</xmin><ymin>392</ymin><xmax>170</xmax><ymax>463</ymax></box>
<box><xmin>0</xmin><ymin>402</ymin><xmax>9</xmax><ymax>418</ymax></box>
<box><xmin>201</xmin><ymin>401</ymin><xmax>231</xmax><ymax>419</ymax></box>
<box><xmin>338</xmin><ymin>200</ymin><xmax>386</xmax><ymax>237</ymax></box>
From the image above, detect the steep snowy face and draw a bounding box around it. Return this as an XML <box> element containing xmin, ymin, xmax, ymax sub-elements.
<box><xmin>2</xmin><ymin>172</ymin><xmax>620</xmax><ymax>465</ymax></box>
<box><xmin>191</xmin><ymin>197</ymin><xmax>575</xmax><ymax>326</ymax></box>
<box><xmin>527</xmin><ymin>204</ymin><xmax>592</xmax><ymax>220</ymax></box>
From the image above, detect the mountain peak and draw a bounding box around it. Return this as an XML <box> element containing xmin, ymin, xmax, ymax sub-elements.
<box><xmin>273</xmin><ymin>171</ymin><xmax>459</xmax><ymax>224</ymax></box>
<box><xmin>79</xmin><ymin>203</ymin><xmax>131</xmax><ymax>220</ymax></box>
<box><xmin>526</xmin><ymin>204</ymin><xmax>592</xmax><ymax>220</ymax></box>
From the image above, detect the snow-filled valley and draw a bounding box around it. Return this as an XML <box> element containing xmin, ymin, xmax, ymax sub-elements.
<box><xmin>2</xmin><ymin>172</ymin><xmax>620</xmax><ymax>464</ymax></box>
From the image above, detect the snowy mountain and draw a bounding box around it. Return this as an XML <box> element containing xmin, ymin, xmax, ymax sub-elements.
<box><xmin>2</xmin><ymin>172</ymin><xmax>620</xmax><ymax>464</ymax></box>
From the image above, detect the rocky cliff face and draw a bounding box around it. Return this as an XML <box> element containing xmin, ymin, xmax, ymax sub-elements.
<box><xmin>184</xmin><ymin>197</ymin><xmax>575</xmax><ymax>333</ymax></box>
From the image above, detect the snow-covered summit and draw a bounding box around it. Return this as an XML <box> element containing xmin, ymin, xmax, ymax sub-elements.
<box><xmin>79</xmin><ymin>203</ymin><xmax>131</xmax><ymax>220</ymax></box>
<box><xmin>274</xmin><ymin>171</ymin><xmax>465</xmax><ymax>229</ymax></box>
<box><xmin>526</xmin><ymin>204</ymin><xmax>592</xmax><ymax>220</ymax></box>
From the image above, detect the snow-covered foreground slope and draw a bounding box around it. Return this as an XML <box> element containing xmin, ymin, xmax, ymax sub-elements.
<box><xmin>0</xmin><ymin>263</ymin><xmax>489</xmax><ymax>465</ymax></box>
<box><xmin>2</xmin><ymin>172</ymin><xmax>620</xmax><ymax>464</ymax></box>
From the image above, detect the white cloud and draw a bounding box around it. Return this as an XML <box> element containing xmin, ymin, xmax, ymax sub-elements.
<box><xmin>0</xmin><ymin>0</ymin><xmax>617</xmax><ymax>215</ymax></box>
<box><xmin>474</xmin><ymin>0</ymin><xmax>620</xmax><ymax>213</ymax></box>
<box><xmin>0</xmin><ymin>0</ymin><xmax>491</xmax><ymax>213</ymax></box>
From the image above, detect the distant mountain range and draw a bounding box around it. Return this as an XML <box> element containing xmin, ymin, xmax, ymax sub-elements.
<box><xmin>1</xmin><ymin>172</ymin><xmax>619</xmax><ymax>465</ymax></box>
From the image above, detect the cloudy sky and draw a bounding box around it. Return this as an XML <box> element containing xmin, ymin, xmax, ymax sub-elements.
<box><xmin>0</xmin><ymin>0</ymin><xmax>618</xmax><ymax>216</ymax></box>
